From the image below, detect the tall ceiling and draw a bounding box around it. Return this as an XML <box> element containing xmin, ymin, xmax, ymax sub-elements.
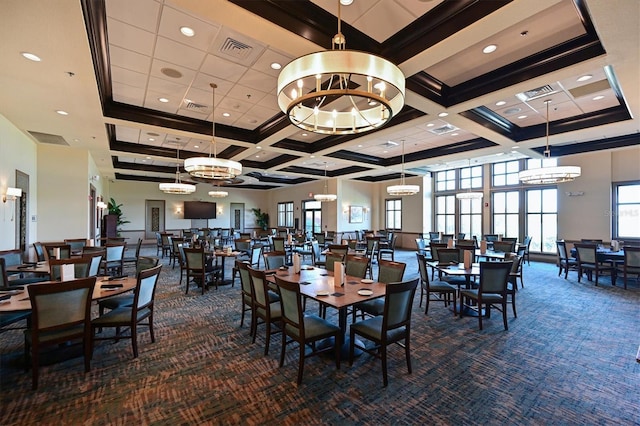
<box><xmin>1</xmin><ymin>0</ymin><xmax>638</xmax><ymax>190</ymax></box>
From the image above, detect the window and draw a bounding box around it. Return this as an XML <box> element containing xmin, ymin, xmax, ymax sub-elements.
<box><xmin>277</xmin><ymin>202</ymin><xmax>294</xmax><ymax>228</ymax></box>
<box><xmin>492</xmin><ymin>160</ymin><xmax>520</xmax><ymax>186</ymax></box>
<box><xmin>386</xmin><ymin>199</ymin><xmax>402</xmax><ymax>229</ymax></box>
<box><xmin>526</xmin><ymin>188</ymin><xmax>557</xmax><ymax>254</ymax></box>
<box><xmin>492</xmin><ymin>191</ymin><xmax>520</xmax><ymax>238</ymax></box>
<box><xmin>303</xmin><ymin>200</ymin><xmax>322</xmax><ymax>234</ymax></box>
<box><xmin>435</xmin><ymin>170</ymin><xmax>456</xmax><ymax>191</ymax></box>
<box><xmin>435</xmin><ymin>195</ymin><xmax>455</xmax><ymax>234</ymax></box>
<box><xmin>613</xmin><ymin>181</ymin><xmax>640</xmax><ymax>239</ymax></box>
<box><xmin>459</xmin><ymin>197</ymin><xmax>482</xmax><ymax>239</ymax></box>
<box><xmin>460</xmin><ymin>165</ymin><xmax>482</xmax><ymax>189</ymax></box>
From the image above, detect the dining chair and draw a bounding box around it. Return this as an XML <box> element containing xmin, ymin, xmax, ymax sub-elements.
<box><xmin>311</xmin><ymin>240</ymin><xmax>325</xmax><ymax>268</ymax></box>
<box><xmin>616</xmin><ymin>246</ymin><xmax>640</xmax><ymax>290</ymax></box>
<box><xmin>483</xmin><ymin>234</ymin><xmax>499</xmax><ymax>242</ymax></box>
<box><xmin>237</xmin><ymin>261</ymin><xmax>255</xmax><ymax>331</ymax></box>
<box><xmin>416</xmin><ymin>253</ymin><xmax>456</xmax><ymax>315</ymax></box>
<box><xmin>459</xmin><ymin>261</ymin><xmax>513</xmax><ymax>331</ymax></box>
<box><xmin>504</xmin><ymin>254</ymin><xmax>522</xmax><ymax>318</ymax></box>
<box><xmin>101</xmin><ymin>243</ymin><xmax>126</xmax><ymax>276</ymax></box>
<box><xmin>168</xmin><ymin>236</ymin><xmax>184</xmax><ymax>269</ymax></box>
<box><xmin>352</xmin><ymin>260</ymin><xmax>406</xmax><ymax>322</ymax></box>
<box><xmin>522</xmin><ymin>236</ymin><xmax>533</xmax><ymax>265</ymax></box>
<box><xmin>556</xmin><ymin>240</ymin><xmax>578</xmax><ymax>279</ymax></box>
<box><xmin>349</xmin><ymin>278</ymin><xmax>418</xmax><ymax>387</ymax></box>
<box><xmin>64</xmin><ymin>238</ymin><xmax>87</xmax><ymax>253</ymax></box>
<box><xmin>98</xmin><ymin>257</ymin><xmax>160</xmax><ymax>316</ymax></box>
<box><xmin>272</xmin><ymin>237</ymin><xmax>286</xmax><ymax>252</ymax></box>
<box><xmin>248</xmin><ymin>267</ymin><xmax>282</xmax><ymax>356</ymax></box>
<box><xmin>378</xmin><ymin>234</ymin><xmax>398</xmax><ymax>262</ymax></box>
<box><xmin>234</xmin><ymin>239</ymin><xmax>252</xmax><ymax>258</ymax></box>
<box><xmin>428</xmin><ymin>243</ymin><xmax>448</xmax><ymax>279</ymax></box>
<box><xmin>44</xmin><ymin>244</ymin><xmax>72</xmax><ymax>260</ymax></box>
<box><xmin>274</xmin><ymin>276</ymin><xmax>341</xmax><ymax>385</ymax></box>
<box><xmin>160</xmin><ymin>233</ymin><xmax>172</xmax><ymax>258</ymax></box>
<box><xmin>48</xmin><ymin>257</ymin><xmax>92</xmax><ymax>281</ymax></box>
<box><xmin>92</xmin><ymin>265</ymin><xmax>162</xmax><ymax>359</ymax></box>
<box><xmin>25</xmin><ymin>276</ymin><xmax>96</xmax><ymax>389</ymax></box>
<box><xmin>0</xmin><ymin>257</ymin><xmax>48</xmax><ymax>288</ymax></box>
<box><xmin>493</xmin><ymin>240</ymin><xmax>516</xmax><ymax>253</ymax></box>
<box><xmin>155</xmin><ymin>232</ymin><xmax>163</xmax><ymax>256</ymax></box>
<box><xmin>345</xmin><ymin>254</ymin><xmax>369</xmax><ymax>279</ymax></box>
<box><xmin>183</xmin><ymin>247</ymin><xmax>220</xmax><ymax>294</ymax></box>
<box><xmin>122</xmin><ymin>238</ymin><xmax>143</xmax><ymax>271</ymax></box>
<box><xmin>263</xmin><ymin>251</ymin><xmax>287</xmax><ymax>270</ymax></box>
<box><xmin>415</xmin><ymin>238</ymin><xmax>428</xmax><ymax>257</ymax></box>
<box><xmin>324</xmin><ymin>252</ymin><xmax>345</xmax><ymax>273</ymax></box>
<box><xmin>574</xmin><ymin>243</ymin><xmax>616</xmax><ymax>286</ymax></box>
<box><xmin>33</xmin><ymin>242</ymin><xmax>46</xmax><ymax>262</ymax></box>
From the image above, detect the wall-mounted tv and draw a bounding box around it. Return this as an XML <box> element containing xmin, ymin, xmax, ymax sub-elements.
<box><xmin>183</xmin><ymin>201</ymin><xmax>217</xmax><ymax>219</ymax></box>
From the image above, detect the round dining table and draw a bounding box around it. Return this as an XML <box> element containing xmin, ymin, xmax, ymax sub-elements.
<box><xmin>0</xmin><ymin>276</ymin><xmax>137</xmax><ymax>313</ymax></box>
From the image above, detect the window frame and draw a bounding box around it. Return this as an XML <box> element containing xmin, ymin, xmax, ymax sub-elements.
<box><xmin>612</xmin><ymin>180</ymin><xmax>640</xmax><ymax>240</ymax></box>
<box><xmin>385</xmin><ymin>198</ymin><xmax>402</xmax><ymax>230</ymax></box>
<box><xmin>277</xmin><ymin>201</ymin><xmax>294</xmax><ymax>228</ymax></box>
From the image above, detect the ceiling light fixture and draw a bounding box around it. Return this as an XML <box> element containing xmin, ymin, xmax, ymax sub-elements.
<box><xmin>518</xmin><ymin>100</ymin><xmax>581</xmax><ymax>184</ymax></box>
<box><xmin>159</xmin><ymin>143</ymin><xmax>196</xmax><ymax>194</ymax></box>
<box><xmin>184</xmin><ymin>83</ymin><xmax>242</xmax><ymax>180</ymax></box>
<box><xmin>208</xmin><ymin>188</ymin><xmax>228</xmax><ymax>198</ymax></box>
<box><xmin>456</xmin><ymin>159</ymin><xmax>483</xmax><ymax>200</ymax></box>
<box><xmin>21</xmin><ymin>52</ymin><xmax>41</xmax><ymax>62</ymax></box>
<box><xmin>180</xmin><ymin>26</ymin><xmax>195</xmax><ymax>37</ymax></box>
<box><xmin>277</xmin><ymin>0</ymin><xmax>405</xmax><ymax>135</ymax></box>
<box><xmin>314</xmin><ymin>162</ymin><xmax>337</xmax><ymax>202</ymax></box>
<box><xmin>387</xmin><ymin>140</ymin><xmax>419</xmax><ymax>196</ymax></box>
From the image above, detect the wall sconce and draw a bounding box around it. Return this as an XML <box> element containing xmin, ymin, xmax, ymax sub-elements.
<box><xmin>90</xmin><ymin>175</ymin><xmax>100</xmax><ymax>182</ymax></box>
<box><xmin>3</xmin><ymin>187</ymin><xmax>22</xmax><ymax>203</ymax></box>
<box><xmin>176</xmin><ymin>206</ymin><xmax>182</xmax><ymax>215</ymax></box>
<box><xmin>96</xmin><ymin>200</ymin><xmax>108</xmax><ymax>209</ymax></box>
<box><xmin>217</xmin><ymin>206</ymin><xmax>224</xmax><ymax>215</ymax></box>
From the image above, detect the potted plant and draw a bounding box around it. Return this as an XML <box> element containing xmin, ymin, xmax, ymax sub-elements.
<box><xmin>107</xmin><ymin>197</ymin><xmax>131</xmax><ymax>236</ymax></box>
<box><xmin>251</xmin><ymin>208</ymin><xmax>269</xmax><ymax>231</ymax></box>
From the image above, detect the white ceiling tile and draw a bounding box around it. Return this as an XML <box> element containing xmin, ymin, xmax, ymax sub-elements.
<box><xmin>115</xmin><ymin>125</ymin><xmax>141</xmax><ymax>143</ymax></box>
<box><xmin>154</xmin><ymin>36</ymin><xmax>208</xmax><ymax>71</ymax></box>
<box><xmin>158</xmin><ymin>5</ymin><xmax>221</xmax><ymax>52</ymax></box>
<box><xmin>112</xmin><ymin>82</ymin><xmax>145</xmax><ymax>106</ymax></box>
<box><xmin>200</xmin><ymin>54</ymin><xmax>248</xmax><ymax>83</ymax></box>
<box><xmin>238</xmin><ymin>68</ymin><xmax>276</xmax><ymax>94</ymax></box>
<box><xmin>149</xmin><ymin>59</ymin><xmax>197</xmax><ymax>86</ymax></box>
<box><xmin>355</xmin><ymin>1</ymin><xmax>415</xmax><ymax>43</ymax></box>
<box><xmin>111</xmin><ymin>66</ymin><xmax>148</xmax><ymax>88</ymax></box>
<box><xmin>106</xmin><ymin>0</ymin><xmax>160</xmax><ymax>33</ymax></box>
<box><xmin>147</xmin><ymin>75</ymin><xmax>188</xmax><ymax>99</ymax></box>
<box><xmin>106</xmin><ymin>18</ymin><xmax>156</xmax><ymax>56</ymax></box>
<box><xmin>252</xmin><ymin>48</ymin><xmax>294</xmax><ymax>77</ymax></box>
<box><xmin>226</xmin><ymin>83</ymin><xmax>268</xmax><ymax>105</ymax></box>
<box><xmin>109</xmin><ymin>46</ymin><xmax>152</xmax><ymax>75</ymax></box>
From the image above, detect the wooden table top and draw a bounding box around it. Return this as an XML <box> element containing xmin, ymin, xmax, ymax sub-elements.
<box><xmin>6</xmin><ymin>261</ymin><xmax>50</xmax><ymax>275</ymax></box>
<box><xmin>0</xmin><ymin>276</ymin><xmax>137</xmax><ymax>313</ymax></box>
<box><xmin>266</xmin><ymin>267</ymin><xmax>385</xmax><ymax>309</ymax></box>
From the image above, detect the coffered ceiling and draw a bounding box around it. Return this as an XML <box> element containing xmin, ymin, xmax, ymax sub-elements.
<box><xmin>1</xmin><ymin>0</ymin><xmax>638</xmax><ymax>190</ymax></box>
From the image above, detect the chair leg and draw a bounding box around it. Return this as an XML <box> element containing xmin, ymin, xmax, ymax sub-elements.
<box><xmin>240</xmin><ymin>301</ymin><xmax>246</xmax><ymax>328</ymax></box>
<box><xmin>297</xmin><ymin>343</ymin><xmax>305</xmax><ymax>385</ymax></box>
<box><xmin>131</xmin><ymin>322</ymin><xmax>139</xmax><ymax>358</ymax></box>
<box><xmin>478</xmin><ymin>303</ymin><xmax>483</xmax><ymax>331</ymax></box>
<box><xmin>148</xmin><ymin>313</ymin><xmax>155</xmax><ymax>343</ymax></box>
<box><xmin>279</xmin><ymin>333</ymin><xmax>286</xmax><ymax>367</ymax></box>
<box><xmin>502</xmin><ymin>301</ymin><xmax>508</xmax><ymax>331</ymax></box>
<box><xmin>381</xmin><ymin>344</ymin><xmax>388</xmax><ymax>387</ymax></box>
<box><xmin>511</xmin><ymin>291</ymin><xmax>517</xmax><ymax>318</ymax></box>
<box><xmin>348</xmin><ymin>329</ymin><xmax>355</xmax><ymax>366</ymax></box>
<box><xmin>405</xmin><ymin>335</ymin><xmax>412</xmax><ymax>375</ymax></box>
<box><xmin>264</xmin><ymin>322</ymin><xmax>271</xmax><ymax>356</ymax></box>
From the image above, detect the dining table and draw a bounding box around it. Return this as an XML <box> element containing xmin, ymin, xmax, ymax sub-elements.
<box><xmin>210</xmin><ymin>249</ymin><xmax>243</xmax><ymax>285</ymax></box>
<box><xmin>265</xmin><ymin>266</ymin><xmax>385</xmax><ymax>355</ymax></box>
<box><xmin>0</xmin><ymin>276</ymin><xmax>137</xmax><ymax>313</ymax></box>
<box><xmin>429</xmin><ymin>261</ymin><xmax>482</xmax><ymax>316</ymax></box>
<box><xmin>6</xmin><ymin>261</ymin><xmax>51</xmax><ymax>276</ymax></box>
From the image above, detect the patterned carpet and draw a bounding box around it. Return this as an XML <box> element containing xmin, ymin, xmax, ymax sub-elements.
<box><xmin>1</xmin><ymin>247</ymin><xmax>638</xmax><ymax>425</ymax></box>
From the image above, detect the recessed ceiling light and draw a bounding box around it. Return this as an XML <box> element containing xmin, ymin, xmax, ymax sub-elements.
<box><xmin>301</xmin><ymin>133</ymin><xmax>308</xmax><ymax>137</ymax></box>
<box><xmin>194</xmin><ymin>145</ymin><xmax>199</xmax><ymax>149</ymax></box>
<box><xmin>357</xmin><ymin>144</ymin><xmax>363</xmax><ymax>148</ymax></box>
<box><xmin>310</xmin><ymin>155</ymin><xmax>315</xmax><ymax>158</ymax></box>
<box><xmin>577</xmin><ymin>74</ymin><xmax>593</xmax><ymax>82</ymax></box>
<box><xmin>222</xmin><ymin>112</ymin><xmax>230</xmax><ymax>117</ymax></box>
<box><xmin>180</xmin><ymin>26</ymin><xmax>195</xmax><ymax>37</ymax></box>
<box><xmin>148</xmin><ymin>138</ymin><xmax>155</xmax><ymax>141</ymax></box>
<box><xmin>270</xmin><ymin>62</ymin><xmax>282</xmax><ymax>70</ymax></box>
<box><xmin>340</xmin><ymin>0</ymin><xmax>353</xmax><ymax>5</ymax></box>
<box><xmin>438</xmin><ymin>112</ymin><xmax>448</xmax><ymax>117</ymax></box>
<box><xmin>483</xmin><ymin>44</ymin><xmax>497</xmax><ymax>54</ymax></box>
<box><xmin>427</xmin><ymin>123</ymin><xmax>434</xmax><ymax>127</ymax></box>
<box><xmin>255</xmin><ymin>155</ymin><xmax>260</xmax><ymax>158</ymax></box>
<box><xmin>256</xmin><ymin>146</ymin><xmax>262</xmax><ymax>150</ymax></box>
<box><xmin>518</xmin><ymin>115</ymin><xmax>527</xmax><ymax>119</ymax></box>
<box><xmin>141</xmin><ymin>159</ymin><xmax>146</xmax><ymax>163</ymax></box>
<box><xmin>495</xmin><ymin>101</ymin><xmax>506</xmax><ymax>106</ymax></box>
<box><xmin>56</xmin><ymin>110</ymin><xmax>68</xmax><ymax>115</ymax></box>
<box><xmin>512</xmin><ymin>146</ymin><xmax>520</xmax><ymax>149</ymax></box>
<box><xmin>158</xmin><ymin>97</ymin><xmax>169</xmax><ymax>103</ymax></box>
<box><xmin>592</xmin><ymin>95</ymin><xmax>605</xmax><ymax>101</ymax></box>
<box><xmin>496</xmin><ymin>152</ymin><xmax>504</xmax><ymax>156</ymax></box>
<box><xmin>21</xmin><ymin>52</ymin><xmax>41</xmax><ymax>62</ymax></box>
<box><xmin>451</xmin><ymin>133</ymin><xmax>459</xmax><ymax>136</ymax></box>
<box><xmin>146</xmin><ymin>156</ymin><xmax>151</xmax><ymax>159</ymax></box>
<box><xmin>383</xmin><ymin>150</ymin><xmax>388</xmax><ymax>154</ymax></box>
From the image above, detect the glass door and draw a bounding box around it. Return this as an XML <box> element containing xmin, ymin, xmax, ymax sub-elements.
<box><xmin>303</xmin><ymin>200</ymin><xmax>322</xmax><ymax>235</ymax></box>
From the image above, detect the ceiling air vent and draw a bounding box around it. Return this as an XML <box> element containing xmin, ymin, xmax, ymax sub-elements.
<box><xmin>516</xmin><ymin>85</ymin><xmax>557</xmax><ymax>102</ymax></box>
<box><xmin>181</xmin><ymin>100</ymin><xmax>210</xmax><ymax>114</ymax></box>
<box><xmin>219</xmin><ymin>37</ymin><xmax>253</xmax><ymax>60</ymax></box>
<box><xmin>380</xmin><ymin>140</ymin><xmax>399</xmax><ymax>147</ymax></box>
<box><xmin>28</xmin><ymin>131</ymin><xmax>69</xmax><ymax>146</ymax></box>
<box><xmin>429</xmin><ymin>124</ymin><xmax>458</xmax><ymax>135</ymax></box>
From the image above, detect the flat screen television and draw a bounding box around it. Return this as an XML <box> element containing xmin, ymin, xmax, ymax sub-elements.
<box><xmin>183</xmin><ymin>201</ymin><xmax>217</xmax><ymax>219</ymax></box>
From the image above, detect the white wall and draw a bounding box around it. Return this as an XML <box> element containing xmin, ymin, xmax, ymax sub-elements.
<box><xmin>559</xmin><ymin>146</ymin><xmax>640</xmax><ymax>241</ymax></box>
<box><xmin>0</xmin><ymin>114</ymin><xmax>38</xmax><ymax>251</ymax></box>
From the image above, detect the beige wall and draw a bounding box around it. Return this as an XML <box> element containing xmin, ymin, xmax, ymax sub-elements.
<box><xmin>559</xmin><ymin>146</ymin><xmax>640</xmax><ymax>242</ymax></box>
<box><xmin>0</xmin><ymin>114</ymin><xmax>38</xmax><ymax>251</ymax></box>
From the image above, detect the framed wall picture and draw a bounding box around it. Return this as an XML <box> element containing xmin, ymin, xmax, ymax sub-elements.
<box><xmin>349</xmin><ymin>206</ymin><xmax>363</xmax><ymax>223</ymax></box>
